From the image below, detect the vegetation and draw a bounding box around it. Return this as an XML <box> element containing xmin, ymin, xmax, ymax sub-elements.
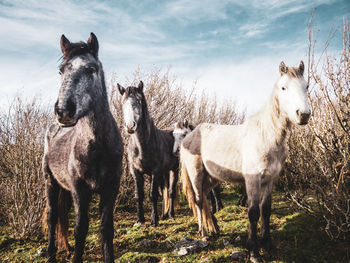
<box><xmin>0</xmin><ymin>186</ymin><xmax>349</xmax><ymax>262</ymax></box>
<box><xmin>0</xmin><ymin>20</ymin><xmax>349</xmax><ymax>262</ymax></box>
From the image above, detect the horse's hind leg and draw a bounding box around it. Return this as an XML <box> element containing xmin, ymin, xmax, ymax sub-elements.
<box><xmin>99</xmin><ymin>184</ymin><xmax>118</xmax><ymax>263</ymax></box>
<box><xmin>150</xmin><ymin>173</ymin><xmax>160</xmax><ymax>226</ymax></box>
<box><xmin>237</xmin><ymin>183</ymin><xmax>247</xmax><ymax>207</ymax></box>
<box><xmin>71</xmin><ymin>184</ymin><xmax>91</xmax><ymax>263</ymax></box>
<box><xmin>245</xmin><ymin>175</ymin><xmax>262</xmax><ymax>263</ymax></box>
<box><xmin>46</xmin><ymin>173</ymin><xmax>59</xmax><ymax>263</ymax></box>
<box><xmin>260</xmin><ymin>181</ymin><xmax>275</xmax><ymax>253</ymax></box>
<box><xmin>211</xmin><ymin>185</ymin><xmax>223</xmax><ymax>213</ymax></box>
<box><xmin>168</xmin><ymin>169</ymin><xmax>178</xmax><ymax>219</ymax></box>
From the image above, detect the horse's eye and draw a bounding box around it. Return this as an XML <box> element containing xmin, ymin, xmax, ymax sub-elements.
<box><xmin>87</xmin><ymin>67</ymin><xmax>96</xmax><ymax>74</ymax></box>
<box><xmin>282</xmin><ymin>86</ymin><xmax>286</xmax><ymax>91</ymax></box>
<box><xmin>306</xmin><ymin>85</ymin><xmax>309</xmax><ymax>90</ymax></box>
<box><xmin>59</xmin><ymin>71</ymin><xmax>62</xmax><ymax>75</ymax></box>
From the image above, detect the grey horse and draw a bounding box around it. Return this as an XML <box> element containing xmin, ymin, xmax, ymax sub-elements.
<box><xmin>42</xmin><ymin>33</ymin><xmax>123</xmax><ymax>263</ymax></box>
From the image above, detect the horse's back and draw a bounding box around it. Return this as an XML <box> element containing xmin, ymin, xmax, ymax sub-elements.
<box><xmin>181</xmin><ymin>123</ymin><xmax>245</xmax><ymax>183</ymax></box>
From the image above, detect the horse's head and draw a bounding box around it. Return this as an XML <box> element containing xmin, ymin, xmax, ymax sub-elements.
<box><xmin>275</xmin><ymin>61</ymin><xmax>311</xmax><ymax>125</ymax></box>
<box><xmin>118</xmin><ymin>81</ymin><xmax>145</xmax><ymax>134</ymax></box>
<box><xmin>172</xmin><ymin>120</ymin><xmax>194</xmax><ymax>156</ymax></box>
<box><xmin>55</xmin><ymin>33</ymin><xmax>104</xmax><ymax>127</ymax></box>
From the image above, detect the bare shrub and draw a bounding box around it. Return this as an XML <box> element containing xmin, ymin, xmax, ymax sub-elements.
<box><xmin>0</xmin><ymin>97</ymin><xmax>52</xmax><ymax>237</ymax></box>
<box><xmin>280</xmin><ymin>19</ymin><xmax>350</xmax><ymax>240</ymax></box>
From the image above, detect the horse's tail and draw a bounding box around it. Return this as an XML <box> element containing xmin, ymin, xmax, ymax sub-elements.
<box><xmin>42</xmin><ymin>188</ymin><xmax>72</xmax><ymax>252</ymax></box>
<box><xmin>180</xmin><ymin>158</ymin><xmax>198</xmax><ymax>219</ymax></box>
<box><xmin>180</xmin><ymin>155</ymin><xmax>219</xmax><ymax>235</ymax></box>
<box><xmin>201</xmin><ymin>192</ymin><xmax>219</xmax><ymax>234</ymax></box>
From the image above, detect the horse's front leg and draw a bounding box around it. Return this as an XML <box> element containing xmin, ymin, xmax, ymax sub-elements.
<box><xmin>132</xmin><ymin>168</ymin><xmax>145</xmax><ymax>225</ymax></box>
<box><xmin>260</xmin><ymin>181</ymin><xmax>275</xmax><ymax>253</ymax></box>
<box><xmin>99</xmin><ymin>184</ymin><xmax>118</xmax><ymax>263</ymax></box>
<box><xmin>71</xmin><ymin>183</ymin><xmax>91</xmax><ymax>263</ymax></box>
<box><xmin>168</xmin><ymin>169</ymin><xmax>178</xmax><ymax>219</ymax></box>
<box><xmin>150</xmin><ymin>173</ymin><xmax>159</xmax><ymax>226</ymax></box>
<box><xmin>245</xmin><ymin>175</ymin><xmax>262</xmax><ymax>263</ymax></box>
<box><xmin>46</xmin><ymin>174</ymin><xmax>59</xmax><ymax>263</ymax></box>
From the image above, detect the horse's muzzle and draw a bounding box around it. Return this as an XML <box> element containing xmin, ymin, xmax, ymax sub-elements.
<box><xmin>297</xmin><ymin>111</ymin><xmax>311</xmax><ymax>125</ymax></box>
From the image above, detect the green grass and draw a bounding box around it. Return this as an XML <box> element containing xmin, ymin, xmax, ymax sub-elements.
<box><xmin>0</xmin><ymin>187</ymin><xmax>349</xmax><ymax>262</ymax></box>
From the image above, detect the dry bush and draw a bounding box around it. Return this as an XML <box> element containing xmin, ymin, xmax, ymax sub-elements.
<box><xmin>280</xmin><ymin>20</ymin><xmax>350</xmax><ymax>240</ymax></box>
<box><xmin>0</xmin><ymin>97</ymin><xmax>52</xmax><ymax>238</ymax></box>
<box><xmin>109</xmin><ymin>69</ymin><xmax>245</xmax><ymax>205</ymax></box>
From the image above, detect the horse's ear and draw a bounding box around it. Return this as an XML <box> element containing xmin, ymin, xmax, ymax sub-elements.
<box><xmin>183</xmin><ymin>119</ymin><xmax>189</xmax><ymax>128</ymax></box>
<box><xmin>298</xmin><ymin>61</ymin><xmax>304</xmax><ymax>75</ymax></box>
<box><xmin>60</xmin><ymin>34</ymin><xmax>71</xmax><ymax>57</ymax></box>
<box><xmin>138</xmin><ymin>81</ymin><xmax>144</xmax><ymax>91</ymax></box>
<box><xmin>279</xmin><ymin>61</ymin><xmax>288</xmax><ymax>75</ymax></box>
<box><xmin>87</xmin><ymin>32</ymin><xmax>99</xmax><ymax>56</ymax></box>
<box><xmin>117</xmin><ymin>84</ymin><xmax>125</xmax><ymax>95</ymax></box>
<box><xmin>173</xmin><ymin>122</ymin><xmax>178</xmax><ymax>129</ymax></box>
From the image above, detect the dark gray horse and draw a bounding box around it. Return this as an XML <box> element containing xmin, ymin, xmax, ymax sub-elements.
<box><xmin>118</xmin><ymin>82</ymin><xmax>178</xmax><ymax>226</ymax></box>
<box><xmin>42</xmin><ymin>33</ymin><xmax>123</xmax><ymax>263</ymax></box>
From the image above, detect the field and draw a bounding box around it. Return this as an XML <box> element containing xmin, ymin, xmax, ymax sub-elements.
<box><xmin>0</xmin><ymin>185</ymin><xmax>348</xmax><ymax>263</ymax></box>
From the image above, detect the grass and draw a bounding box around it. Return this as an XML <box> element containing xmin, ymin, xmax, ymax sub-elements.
<box><xmin>0</xmin><ymin>186</ymin><xmax>349</xmax><ymax>262</ymax></box>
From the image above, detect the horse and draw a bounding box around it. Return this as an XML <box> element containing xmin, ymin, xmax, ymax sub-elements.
<box><xmin>118</xmin><ymin>82</ymin><xmax>179</xmax><ymax>226</ymax></box>
<box><xmin>172</xmin><ymin>120</ymin><xmax>224</xmax><ymax>213</ymax></box>
<box><xmin>180</xmin><ymin>61</ymin><xmax>310</xmax><ymax>262</ymax></box>
<box><xmin>42</xmin><ymin>33</ymin><xmax>123</xmax><ymax>263</ymax></box>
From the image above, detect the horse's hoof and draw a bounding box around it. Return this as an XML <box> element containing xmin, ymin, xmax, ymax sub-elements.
<box><xmin>133</xmin><ymin>222</ymin><xmax>144</xmax><ymax>227</ymax></box>
<box><xmin>201</xmin><ymin>236</ymin><xmax>209</xmax><ymax>242</ymax></box>
<box><xmin>151</xmin><ymin>220</ymin><xmax>159</xmax><ymax>227</ymax></box>
<box><xmin>249</xmin><ymin>256</ymin><xmax>263</xmax><ymax>263</ymax></box>
<box><xmin>262</xmin><ymin>240</ymin><xmax>276</xmax><ymax>254</ymax></box>
<box><xmin>45</xmin><ymin>257</ymin><xmax>57</xmax><ymax>263</ymax></box>
<box><xmin>161</xmin><ymin>214</ymin><xmax>169</xmax><ymax>220</ymax></box>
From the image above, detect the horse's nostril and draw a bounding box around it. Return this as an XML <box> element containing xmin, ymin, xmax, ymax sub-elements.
<box><xmin>54</xmin><ymin>102</ymin><xmax>63</xmax><ymax>118</ymax></box>
<box><xmin>66</xmin><ymin>98</ymin><xmax>76</xmax><ymax>118</ymax></box>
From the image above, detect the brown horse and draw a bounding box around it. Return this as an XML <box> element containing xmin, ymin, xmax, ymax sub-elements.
<box><xmin>180</xmin><ymin>61</ymin><xmax>310</xmax><ymax>262</ymax></box>
<box><xmin>42</xmin><ymin>33</ymin><xmax>123</xmax><ymax>263</ymax></box>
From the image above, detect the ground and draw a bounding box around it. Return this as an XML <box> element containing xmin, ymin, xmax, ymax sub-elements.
<box><xmin>0</xmin><ymin>186</ymin><xmax>349</xmax><ymax>262</ymax></box>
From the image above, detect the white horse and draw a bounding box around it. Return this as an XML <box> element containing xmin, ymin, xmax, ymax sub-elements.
<box><xmin>180</xmin><ymin>61</ymin><xmax>310</xmax><ymax>262</ymax></box>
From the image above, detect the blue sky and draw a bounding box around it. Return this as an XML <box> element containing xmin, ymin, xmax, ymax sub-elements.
<box><xmin>0</xmin><ymin>0</ymin><xmax>349</xmax><ymax>113</ymax></box>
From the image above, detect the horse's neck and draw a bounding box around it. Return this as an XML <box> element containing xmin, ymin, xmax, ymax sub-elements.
<box><xmin>132</xmin><ymin>111</ymin><xmax>156</xmax><ymax>151</ymax></box>
<box><xmin>255</xmin><ymin>90</ymin><xmax>290</xmax><ymax>149</ymax></box>
<box><xmin>78</xmin><ymin>94</ymin><xmax>111</xmax><ymax>142</ymax></box>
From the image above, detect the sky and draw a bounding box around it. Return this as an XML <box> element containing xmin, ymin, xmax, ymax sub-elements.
<box><xmin>0</xmin><ymin>0</ymin><xmax>349</xmax><ymax>113</ymax></box>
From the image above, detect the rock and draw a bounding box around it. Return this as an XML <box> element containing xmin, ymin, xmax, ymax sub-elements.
<box><xmin>198</xmin><ymin>240</ymin><xmax>209</xmax><ymax>248</ymax></box>
<box><xmin>177</xmin><ymin>247</ymin><xmax>189</xmax><ymax>256</ymax></box>
<box><xmin>230</xmin><ymin>251</ymin><xmax>247</xmax><ymax>260</ymax></box>
<box><xmin>223</xmin><ymin>238</ymin><xmax>231</xmax><ymax>246</ymax></box>
<box><xmin>139</xmin><ymin>239</ymin><xmax>153</xmax><ymax>247</ymax></box>
<box><xmin>37</xmin><ymin>247</ymin><xmax>46</xmax><ymax>257</ymax></box>
<box><xmin>174</xmin><ymin>237</ymin><xmax>208</xmax><ymax>255</ymax></box>
<box><xmin>15</xmin><ymin>248</ymin><xmax>24</xmax><ymax>253</ymax></box>
<box><xmin>234</xmin><ymin>235</ymin><xmax>241</xmax><ymax>243</ymax></box>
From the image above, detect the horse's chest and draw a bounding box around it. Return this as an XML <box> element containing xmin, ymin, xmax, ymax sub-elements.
<box><xmin>263</xmin><ymin>147</ymin><xmax>287</xmax><ymax>178</ymax></box>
